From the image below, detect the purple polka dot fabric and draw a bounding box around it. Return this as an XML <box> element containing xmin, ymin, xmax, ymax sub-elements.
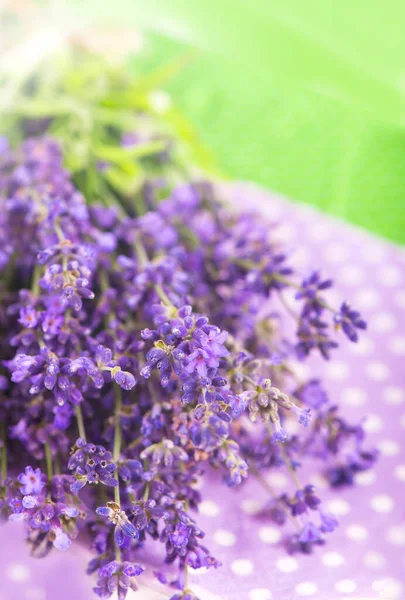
<box><xmin>1</xmin><ymin>187</ymin><xmax>404</xmax><ymax>600</ymax></box>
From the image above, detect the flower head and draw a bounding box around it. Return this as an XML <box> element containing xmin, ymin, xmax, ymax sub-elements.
<box><xmin>93</xmin><ymin>560</ymin><xmax>144</xmax><ymax>599</ymax></box>
<box><xmin>96</xmin><ymin>502</ymin><xmax>138</xmax><ymax>547</ymax></box>
<box><xmin>18</xmin><ymin>466</ymin><xmax>46</xmax><ymax>496</ymax></box>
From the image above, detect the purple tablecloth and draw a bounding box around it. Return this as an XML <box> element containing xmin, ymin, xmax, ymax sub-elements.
<box><xmin>1</xmin><ymin>188</ymin><xmax>404</xmax><ymax>600</ymax></box>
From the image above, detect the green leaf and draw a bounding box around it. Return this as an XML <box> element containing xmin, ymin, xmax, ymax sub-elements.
<box><xmin>94</xmin><ymin>140</ymin><xmax>168</xmax><ymax>163</ymax></box>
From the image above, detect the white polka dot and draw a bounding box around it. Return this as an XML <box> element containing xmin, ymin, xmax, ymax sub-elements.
<box><xmin>276</xmin><ymin>222</ymin><xmax>296</xmax><ymax>242</ymax></box>
<box><xmin>378</xmin><ymin>265</ymin><xmax>403</xmax><ymax>287</ymax></box>
<box><xmin>189</xmin><ymin>566</ymin><xmax>210</xmax><ymax>576</ymax></box>
<box><xmin>291</xmin><ymin>248</ymin><xmax>310</xmax><ymax>268</ymax></box>
<box><xmin>276</xmin><ymin>557</ymin><xmax>298</xmax><ymax>573</ymax></box>
<box><xmin>363</xmin><ymin>551</ymin><xmax>386</xmax><ymax>569</ymax></box>
<box><xmin>346</xmin><ymin>524</ymin><xmax>369</xmax><ymax>541</ymax></box>
<box><xmin>325</xmin><ymin>243</ymin><xmax>349</xmax><ymax>264</ymax></box>
<box><xmin>372</xmin><ymin>578</ymin><xmax>403</xmax><ymax>599</ymax></box>
<box><xmin>388</xmin><ymin>336</ymin><xmax>405</xmax><ymax>355</ymax></box>
<box><xmin>383</xmin><ymin>386</ymin><xmax>404</xmax><ymax>405</ymax></box>
<box><xmin>386</xmin><ymin>525</ymin><xmax>405</xmax><ymax>546</ymax></box>
<box><xmin>362</xmin><ymin>244</ymin><xmax>386</xmax><ymax>263</ymax></box>
<box><xmin>394</xmin><ymin>289</ymin><xmax>405</xmax><ymax>309</ymax></box>
<box><xmin>325</xmin><ymin>361</ymin><xmax>349</xmax><ymax>381</ymax></box>
<box><xmin>325</xmin><ymin>289</ymin><xmax>344</xmax><ymax>307</ymax></box>
<box><xmin>309</xmin><ymin>222</ymin><xmax>331</xmax><ymax>241</ymax></box>
<box><xmin>372</xmin><ymin>580</ymin><xmax>383</xmax><ymax>593</ymax></box>
<box><xmin>199</xmin><ymin>500</ymin><xmax>220</xmax><ymax>517</ymax></box>
<box><xmin>213</xmin><ymin>530</ymin><xmax>236</xmax><ymax>547</ymax></box>
<box><xmin>259</xmin><ymin>526</ymin><xmax>282</xmax><ymax>544</ymax></box>
<box><xmin>349</xmin><ymin>336</ymin><xmax>374</xmax><ymax>356</ymax></box>
<box><xmin>231</xmin><ymin>559</ymin><xmax>254</xmax><ymax>576</ymax></box>
<box><xmin>25</xmin><ymin>589</ymin><xmax>46</xmax><ymax>600</ymax></box>
<box><xmin>341</xmin><ymin>387</ymin><xmax>366</xmax><ymax>407</ymax></box>
<box><xmin>241</xmin><ymin>499</ymin><xmax>261</xmax><ymax>515</ymax></box>
<box><xmin>339</xmin><ymin>265</ymin><xmax>365</xmax><ymax>286</ymax></box>
<box><xmin>284</xmin><ymin>418</ymin><xmax>301</xmax><ymax>435</ymax></box>
<box><xmin>371</xmin><ymin>313</ymin><xmax>397</xmax><ymax>333</ymax></box>
<box><xmin>249</xmin><ymin>589</ymin><xmax>272</xmax><ymax>600</ymax></box>
<box><xmin>384</xmin><ymin>578</ymin><xmax>403</xmax><ymax>599</ymax></box>
<box><xmin>378</xmin><ymin>440</ymin><xmax>400</xmax><ymax>456</ymax></box>
<box><xmin>394</xmin><ymin>464</ymin><xmax>405</xmax><ymax>482</ymax></box>
<box><xmin>335</xmin><ymin>579</ymin><xmax>357</xmax><ymax>593</ymax></box>
<box><xmin>288</xmin><ymin>360</ymin><xmax>311</xmax><ymax>381</ymax></box>
<box><xmin>295</xmin><ymin>582</ymin><xmax>318</xmax><ymax>596</ymax></box>
<box><xmin>6</xmin><ymin>563</ymin><xmax>30</xmax><ymax>582</ymax></box>
<box><xmin>354</xmin><ymin>288</ymin><xmax>380</xmax><ymax>309</ymax></box>
<box><xmin>322</xmin><ymin>552</ymin><xmax>345</xmax><ymax>567</ymax></box>
<box><xmin>326</xmin><ymin>498</ymin><xmax>351</xmax><ymax>516</ymax></box>
<box><xmin>363</xmin><ymin>414</ymin><xmax>383</xmax><ymax>433</ymax></box>
<box><xmin>354</xmin><ymin>470</ymin><xmax>376</xmax><ymax>486</ymax></box>
<box><xmin>266</xmin><ymin>472</ymin><xmax>289</xmax><ymax>489</ymax></box>
<box><xmin>309</xmin><ymin>473</ymin><xmax>328</xmax><ymax>489</ymax></box>
<box><xmin>366</xmin><ymin>361</ymin><xmax>390</xmax><ymax>381</ymax></box>
<box><xmin>370</xmin><ymin>494</ymin><xmax>394</xmax><ymax>513</ymax></box>
<box><xmin>261</xmin><ymin>201</ymin><xmax>282</xmax><ymax>219</ymax></box>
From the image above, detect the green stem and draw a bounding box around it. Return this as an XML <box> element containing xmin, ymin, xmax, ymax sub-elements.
<box><xmin>45</xmin><ymin>442</ymin><xmax>53</xmax><ymax>481</ymax></box>
<box><xmin>54</xmin><ymin>455</ymin><xmax>61</xmax><ymax>475</ymax></box>
<box><xmin>113</xmin><ymin>387</ymin><xmax>122</xmax><ymax>506</ymax></box>
<box><xmin>134</xmin><ymin>237</ymin><xmax>149</xmax><ymax>268</ymax></box>
<box><xmin>184</xmin><ymin>564</ymin><xmax>189</xmax><ymax>590</ymax></box>
<box><xmin>243</xmin><ymin>374</ymin><xmax>259</xmax><ymax>388</ymax></box>
<box><xmin>251</xmin><ymin>465</ymin><xmax>300</xmax><ymax>531</ymax></box>
<box><xmin>31</xmin><ymin>265</ymin><xmax>41</xmax><ymax>297</ymax></box>
<box><xmin>1</xmin><ymin>422</ymin><xmax>7</xmax><ymax>483</ymax></box>
<box><xmin>75</xmin><ymin>405</ymin><xmax>86</xmax><ymax>441</ymax></box>
<box><xmin>143</xmin><ymin>483</ymin><xmax>150</xmax><ymax>502</ymax></box>
<box><xmin>154</xmin><ymin>284</ymin><xmax>173</xmax><ymax>308</ymax></box>
<box><xmin>233</xmin><ymin>263</ymin><xmax>337</xmax><ymax>314</ymax></box>
<box><xmin>113</xmin><ymin>387</ymin><xmax>122</xmax><ymax>562</ymax></box>
<box><xmin>128</xmin><ymin>435</ymin><xmax>143</xmax><ymax>450</ymax></box>
<box><xmin>272</xmin><ymin>274</ymin><xmax>336</xmax><ymax>313</ymax></box>
<box><xmin>133</xmin><ymin>237</ymin><xmax>174</xmax><ymax>309</ymax></box>
<box><xmin>54</xmin><ymin>221</ymin><xmax>65</xmax><ymax>243</ymax></box>
<box><xmin>277</xmin><ymin>289</ymin><xmax>299</xmax><ymax>320</ymax></box>
<box><xmin>279</xmin><ymin>445</ymin><xmax>303</xmax><ymax>490</ymax></box>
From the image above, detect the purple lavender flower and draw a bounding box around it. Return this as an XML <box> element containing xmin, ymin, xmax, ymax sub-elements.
<box><xmin>334</xmin><ymin>302</ymin><xmax>367</xmax><ymax>342</ymax></box>
<box><xmin>140</xmin><ymin>439</ymin><xmax>188</xmax><ymax>467</ymax></box>
<box><xmin>110</xmin><ymin>366</ymin><xmax>136</xmax><ymax>390</ymax></box>
<box><xmin>0</xmin><ymin>133</ymin><xmax>374</xmax><ymax>597</ymax></box>
<box><xmin>131</xmin><ymin>499</ymin><xmax>168</xmax><ymax>531</ymax></box>
<box><xmin>294</xmin><ymin>379</ymin><xmax>328</xmax><ymax>409</ymax></box>
<box><xmin>93</xmin><ymin>560</ymin><xmax>144</xmax><ymax>599</ymax></box>
<box><xmin>299</xmin><ymin>521</ymin><xmax>323</xmax><ymax>544</ymax></box>
<box><xmin>53</xmin><ymin>528</ymin><xmax>72</xmax><ymax>551</ymax></box>
<box><xmin>69</xmin><ymin>439</ymin><xmax>118</xmax><ymax>492</ymax></box>
<box><xmin>170</xmin><ymin>591</ymin><xmax>200</xmax><ymax>600</ymax></box>
<box><xmin>18</xmin><ymin>466</ymin><xmax>46</xmax><ymax>495</ymax></box>
<box><xmin>320</xmin><ymin>512</ymin><xmax>339</xmax><ymax>533</ymax></box>
<box><xmin>296</xmin><ymin>271</ymin><xmax>332</xmax><ymax>313</ymax></box>
<box><xmin>96</xmin><ymin>502</ymin><xmax>138</xmax><ymax>547</ymax></box>
<box><xmin>18</xmin><ymin>307</ymin><xmax>39</xmax><ymax>329</ymax></box>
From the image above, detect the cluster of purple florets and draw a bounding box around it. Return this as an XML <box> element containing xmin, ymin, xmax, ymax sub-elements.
<box><xmin>0</xmin><ymin>136</ymin><xmax>376</xmax><ymax>599</ymax></box>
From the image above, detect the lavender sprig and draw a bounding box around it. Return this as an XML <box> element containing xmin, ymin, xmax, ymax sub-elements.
<box><xmin>0</xmin><ymin>135</ymin><xmax>376</xmax><ymax>600</ymax></box>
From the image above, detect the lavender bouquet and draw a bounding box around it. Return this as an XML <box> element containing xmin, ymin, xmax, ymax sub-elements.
<box><xmin>0</xmin><ymin>52</ymin><xmax>376</xmax><ymax>599</ymax></box>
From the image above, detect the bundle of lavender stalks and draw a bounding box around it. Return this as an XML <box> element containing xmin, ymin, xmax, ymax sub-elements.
<box><xmin>0</xmin><ymin>51</ymin><xmax>377</xmax><ymax>599</ymax></box>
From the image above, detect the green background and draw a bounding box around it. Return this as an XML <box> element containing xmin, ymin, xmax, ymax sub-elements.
<box><xmin>7</xmin><ymin>1</ymin><xmax>405</xmax><ymax>242</ymax></box>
